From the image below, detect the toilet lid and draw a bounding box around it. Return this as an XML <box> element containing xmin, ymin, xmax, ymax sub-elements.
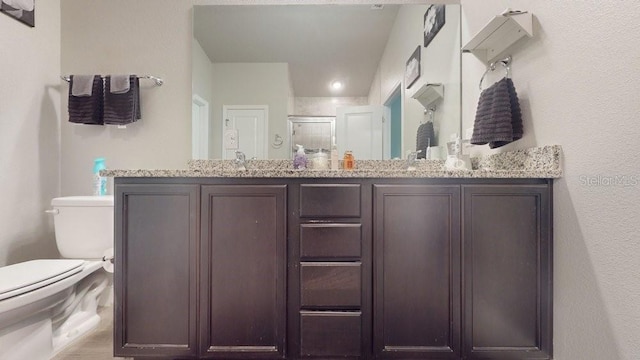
<box><xmin>0</xmin><ymin>259</ymin><xmax>85</xmax><ymax>301</ymax></box>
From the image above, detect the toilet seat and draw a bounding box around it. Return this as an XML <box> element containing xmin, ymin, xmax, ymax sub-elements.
<box><xmin>0</xmin><ymin>259</ymin><xmax>85</xmax><ymax>301</ymax></box>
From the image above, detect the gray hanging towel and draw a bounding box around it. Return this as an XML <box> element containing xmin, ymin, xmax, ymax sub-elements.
<box><xmin>416</xmin><ymin>122</ymin><xmax>435</xmax><ymax>159</ymax></box>
<box><xmin>103</xmin><ymin>75</ymin><xmax>141</xmax><ymax>125</ymax></box>
<box><xmin>68</xmin><ymin>75</ymin><xmax>104</xmax><ymax>125</ymax></box>
<box><xmin>110</xmin><ymin>74</ymin><xmax>131</xmax><ymax>94</ymax></box>
<box><xmin>71</xmin><ymin>75</ymin><xmax>95</xmax><ymax>96</ymax></box>
<box><xmin>470</xmin><ymin>77</ymin><xmax>522</xmax><ymax>149</ymax></box>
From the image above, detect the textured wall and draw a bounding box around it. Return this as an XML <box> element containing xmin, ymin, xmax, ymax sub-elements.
<box><xmin>461</xmin><ymin>1</ymin><xmax>640</xmax><ymax>359</ymax></box>
<box><xmin>60</xmin><ymin>0</ymin><xmax>192</xmax><ymax>195</ymax></box>
<box><xmin>0</xmin><ymin>0</ymin><xmax>61</xmax><ymax>266</ymax></box>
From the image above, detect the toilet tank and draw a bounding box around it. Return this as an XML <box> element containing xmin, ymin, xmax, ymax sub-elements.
<box><xmin>51</xmin><ymin>196</ymin><xmax>114</xmax><ymax>259</ymax></box>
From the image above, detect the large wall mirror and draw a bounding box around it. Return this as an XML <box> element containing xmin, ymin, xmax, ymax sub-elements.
<box><xmin>192</xmin><ymin>2</ymin><xmax>460</xmax><ymax>160</ymax></box>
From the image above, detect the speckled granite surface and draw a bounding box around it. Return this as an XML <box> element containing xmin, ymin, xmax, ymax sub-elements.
<box><xmin>102</xmin><ymin>145</ymin><xmax>562</xmax><ymax>179</ymax></box>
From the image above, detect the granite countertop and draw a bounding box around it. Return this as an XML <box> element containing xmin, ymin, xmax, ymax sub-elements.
<box><xmin>101</xmin><ymin>145</ymin><xmax>562</xmax><ymax>179</ymax></box>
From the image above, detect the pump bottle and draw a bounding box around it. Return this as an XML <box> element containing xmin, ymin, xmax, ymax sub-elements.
<box><xmin>93</xmin><ymin>158</ymin><xmax>107</xmax><ymax>196</ymax></box>
<box><xmin>330</xmin><ymin>136</ymin><xmax>339</xmax><ymax>170</ymax></box>
<box><xmin>293</xmin><ymin>144</ymin><xmax>307</xmax><ymax>170</ymax></box>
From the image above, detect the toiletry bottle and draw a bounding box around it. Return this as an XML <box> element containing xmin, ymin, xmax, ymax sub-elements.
<box><xmin>293</xmin><ymin>144</ymin><xmax>307</xmax><ymax>170</ymax></box>
<box><xmin>93</xmin><ymin>157</ymin><xmax>107</xmax><ymax>196</ymax></box>
<box><xmin>343</xmin><ymin>151</ymin><xmax>354</xmax><ymax>170</ymax></box>
<box><xmin>330</xmin><ymin>137</ymin><xmax>339</xmax><ymax>170</ymax></box>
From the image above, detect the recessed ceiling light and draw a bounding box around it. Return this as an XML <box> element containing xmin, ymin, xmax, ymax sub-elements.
<box><xmin>330</xmin><ymin>81</ymin><xmax>343</xmax><ymax>91</ymax></box>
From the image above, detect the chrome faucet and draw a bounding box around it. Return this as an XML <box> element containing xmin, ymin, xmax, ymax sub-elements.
<box><xmin>234</xmin><ymin>151</ymin><xmax>247</xmax><ymax>170</ymax></box>
<box><xmin>406</xmin><ymin>150</ymin><xmax>422</xmax><ymax>170</ymax></box>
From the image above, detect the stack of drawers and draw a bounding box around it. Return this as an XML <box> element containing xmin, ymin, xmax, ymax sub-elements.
<box><xmin>298</xmin><ymin>184</ymin><xmax>364</xmax><ymax>358</ymax></box>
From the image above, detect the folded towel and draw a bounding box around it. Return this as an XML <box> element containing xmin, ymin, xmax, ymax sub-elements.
<box><xmin>71</xmin><ymin>75</ymin><xmax>96</xmax><ymax>97</ymax></box>
<box><xmin>416</xmin><ymin>121</ymin><xmax>435</xmax><ymax>159</ymax></box>
<box><xmin>104</xmin><ymin>75</ymin><xmax>141</xmax><ymax>125</ymax></box>
<box><xmin>68</xmin><ymin>75</ymin><xmax>104</xmax><ymax>125</ymax></box>
<box><xmin>470</xmin><ymin>77</ymin><xmax>522</xmax><ymax>149</ymax></box>
<box><xmin>110</xmin><ymin>74</ymin><xmax>130</xmax><ymax>94</ymax></box>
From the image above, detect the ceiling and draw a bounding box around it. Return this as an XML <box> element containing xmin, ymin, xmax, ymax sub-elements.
<box><xmin>193</xmin><ymin>4</ymin><xmax>402</xmax><ymax>97</ymax></box>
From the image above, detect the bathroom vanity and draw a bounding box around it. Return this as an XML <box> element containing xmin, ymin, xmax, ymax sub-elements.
<box><xmin>109</xmin><ymin>147</ymin><xmax>560</xmax><ymax>360</ymax></box>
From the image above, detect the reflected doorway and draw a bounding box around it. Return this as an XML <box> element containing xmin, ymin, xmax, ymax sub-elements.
<box><xmin>222</xmin><ymin>105</ymin><xmax>268</xmax><ymax>160</ymax></box>
<box><xmin>384</xmin><ymin>85</ymin><xmax>402</xmax><ymax>159</ymax></box>
<box><xmin>336</xmin><ymin>105</ymin><xmax>386</xmax><ymax>160</ymax></box>
<box><xmin>192</xmin><ymin>94</ymin><xmax>210</xmax><ymax>160</ymax></box>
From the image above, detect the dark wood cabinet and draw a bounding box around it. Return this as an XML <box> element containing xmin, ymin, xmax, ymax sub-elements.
<box><xmin>114</xmin><ymin>184</ymin><xmax>199</xmax><ymax>358</ymax></box>
<box><xmin>300</xmin><ymin>311</ymin><xmax>363</xmax><ymax>357</ymax></box>
<box><xmin>114</xmin><ymin>178</ymin><xmax>552</xmax><ymax>360</ymax></box>
<box><xmin>200</xmin><ymin>185</ymin><xmax>287</xmax><ymax>359</ymax></box>
<box><xmin>300</xmin><ymin>224</ymin><xmax>362</xmax><ymax>260</ymax></box>
<box><xmin>373</xmin><ymin>185</ymin><xmax>461</xmax><ymax>359</ymax></box>
<box><xmin>290</xmin><ymin>182</ymin><xmax>372</xmax><ymax>359</ymax></box>
<box><xmin>299</xmin><ymin>184</ymin><xmax>362</xmax><ymax>218</ymax></box>
<box><xmin>462</xmin><ymin>185</ymin><xmax>552</xmax><ymax>360</ymax></box>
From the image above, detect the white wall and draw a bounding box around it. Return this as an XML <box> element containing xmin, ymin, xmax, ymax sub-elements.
<box><xmin>60</xmin><ymin>0</ymin><xmax>192</xmax><ymax>195</ymax></box>
<box><xmin>192</xmin><ymin>39</ymin><xmax>214</xmax><ymax>104</ymax></box>
<box><xmin>0</xmin><ymin>0</ymin><xmax>62</xmax><ymax>266</ymax></box>
<box><xmin>461</xmin><ymin>1</ymin><xmax>640</xmax><ymax>359</ymax></box>
<box><xmin>370</xmin><ymin>4</ymin><xmax>460</xmax><ymax>155</ymax></box>
<box><xmin>419</xmin><ymin>4</ymin><xmax>460</xmax><ymax>147</ymax></box>
<box><xmin>211</xmin><ymin>62</ymin><xmax>290</xmax><ymax>159</ymax></box>
<box><xmin>288</xmin><ymin>72</ymin><xmax>295</xmax><ymax>116</ymax></box>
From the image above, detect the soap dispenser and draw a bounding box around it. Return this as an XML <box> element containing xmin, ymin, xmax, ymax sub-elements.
<box><xmin>93</xmin><ymin>157</ymin><xmax>107</xmax><ymax>196</ymax></box>
<box><xmin>293</xmin><ymin>144</ymin><xmax>307</xmax><ymax>170</ymax></box>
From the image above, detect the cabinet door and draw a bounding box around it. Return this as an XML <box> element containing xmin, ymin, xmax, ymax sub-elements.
<box><xmin>200</xmin><ymin>185</ymin><xmax>287</xmax><ymax>359</ymax></box>
<box><xmin>373</xmin><ymin>185</ymin><xmax>461</xmax><ymax>359</ymax></box>
<box><xmin>114</xmin><ymin>184</ymin><xmax>199</xmax><ymax>358</ymax></box>
<box><xmin>463</xmin><ymin>185</ymin><xmax>552</xmax><ymax>360</ymax></box>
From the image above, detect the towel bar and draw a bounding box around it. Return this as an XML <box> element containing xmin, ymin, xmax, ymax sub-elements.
<box><xmin>479</xmin><ymin>56</ymin><xmax>511</xmax><ymax>91</ymax></box>
<box><xmin>61</xmin><ymin>75</ymin><xmax>164</xmax><ymax>86</ymax></box>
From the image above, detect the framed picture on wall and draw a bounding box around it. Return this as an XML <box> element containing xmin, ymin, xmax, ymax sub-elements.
<box><xmin>1</xmin><ymin>0</ymin><xmax>35</xmax><ymax>27</ymax></box>
<box><xmin>405</xmin><ymin>46</ymin><xmax>421</xmax><ymax>89</ymax></box>
<box><xmin>423</xmin><ymin>4</ymin><xmax>445</xmax><ymax>48</ymax></box>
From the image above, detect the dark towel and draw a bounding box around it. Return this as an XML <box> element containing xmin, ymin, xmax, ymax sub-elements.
<box><xmin>470</xmin><ymin>77</ymin><xmax>523</xmax><ymax>149</ymax></box>
<box><xmin>68</xmin><ymin>75</ymin><xmax>104</xmax><ymax>125</ymax></box>
<box><xmin>103</xmin><ymin>75</ymin><xmax>141</xmax><ymax>125</ymax></box>
<box><xmin>416</xmin><ymin>121</ymin><xmax>435</xmax><ymax>159</ymax></box>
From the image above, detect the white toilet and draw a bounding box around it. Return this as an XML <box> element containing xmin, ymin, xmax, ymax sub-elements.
<box><xmin>0</xmin><ymin>196</ymin><xmax>114</xmax><ymax>360</ymax></box>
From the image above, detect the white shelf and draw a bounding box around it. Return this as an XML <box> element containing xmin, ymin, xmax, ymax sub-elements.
<box><xmin>462</xmin><ymin>10</ymin><xmax>533</xmax><ymax>64</ymax></box>
<box><xmin>411</xmin><ymin>83</ymin><xmax>444</xmax><ymax>109</ymax></box>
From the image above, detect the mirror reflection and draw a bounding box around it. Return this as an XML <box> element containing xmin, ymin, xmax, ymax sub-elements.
<box><xmin>192</xmin><ymin>3</ymin><xmax>460</xmax><ymax>160</ymax></box>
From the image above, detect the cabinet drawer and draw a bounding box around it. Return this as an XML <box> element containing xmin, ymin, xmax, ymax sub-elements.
<box><xmin>299</xmin><ymin>184</ymin><xmax>361</xmax><ymax>218</ymax></box>
<box><xmin>301</xmin><ymin>262</ymin><xmax>361</xmax><ymax>308</ymax></box>
<box><xmin>300</xmin><ymin>224</ymin><xmax>361</xmax><ymax>259</ymax></box>
<box><xmin>300</xmin><ymin>311</ymin><xmax>362</xmax><ymax>357</ymax></box>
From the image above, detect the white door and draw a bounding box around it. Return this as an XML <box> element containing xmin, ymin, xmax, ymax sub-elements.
<box><xmin>336</xmin><ymin>105</ymin><xmax>386</xmax><ymax>160</ymax></box>
<box><xmin>222</xmin><ymin>106</ymin><xmax>268</xmax><ymax>160</ymax></box>
<box><xmin>192</xmin><ymin>95</ymin><xmax>209</xmax><ymax>159</ymax></box>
